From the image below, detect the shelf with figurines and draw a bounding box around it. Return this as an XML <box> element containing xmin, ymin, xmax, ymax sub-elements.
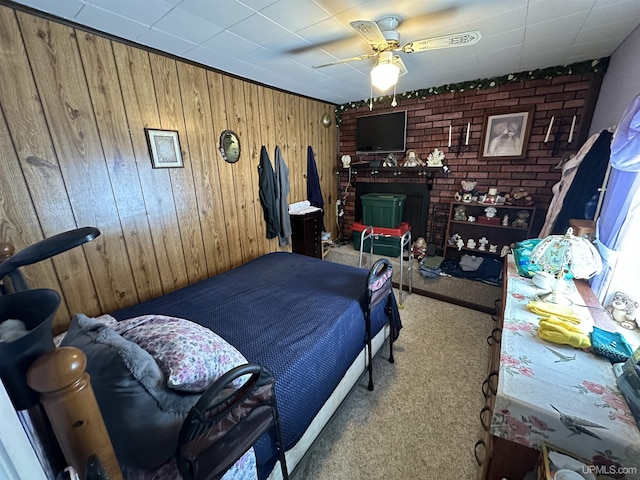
<box><xmin>444</xmin><ymin>182</ymin><xmax>536</xmax><ymax>260</ymax></box>
<box><xmin>336</xmin><ymin>149</ymin><xmax>451</xmax><ymax>176</ymax></box>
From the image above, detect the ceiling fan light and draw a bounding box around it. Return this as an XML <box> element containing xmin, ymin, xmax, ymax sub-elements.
<box><xmin>371</xmin><ymin>62</ymin><xmax>399</xmax><ymax>91</ymax></box>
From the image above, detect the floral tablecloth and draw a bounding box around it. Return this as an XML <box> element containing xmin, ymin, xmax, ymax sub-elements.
<box><xmin>491</xmin><ymin>256</ymin><xmax>640</xmax><ymax>479</ymax></box>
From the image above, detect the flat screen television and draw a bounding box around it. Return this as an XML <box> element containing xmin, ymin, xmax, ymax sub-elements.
<box><xmin>356</xmin><ymin>110</ymin><xmax>407</xmax><ymax>154</ymax></box>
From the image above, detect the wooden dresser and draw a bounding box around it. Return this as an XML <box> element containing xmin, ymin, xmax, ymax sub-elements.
<box><xmin>290</xmin><ymin>210</ymin><xmax>323</xmax><ymax>259</ymax></box>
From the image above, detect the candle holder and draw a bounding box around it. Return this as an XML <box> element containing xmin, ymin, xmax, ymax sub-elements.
<box><xmin>455</xmin><ymin>127</ymin><xmax>471</xmax><ymax>157</ymax></box>
<box><xmin>548</xmin><ymin>118</ymin><xmax>564</xmax><ymax>156</ymax></box>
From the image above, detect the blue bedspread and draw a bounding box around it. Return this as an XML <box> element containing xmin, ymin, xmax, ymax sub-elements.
<box><xmin>111</xmin><ymin>252</ymin><xmax>399</xmax><ymax>479</ymax></box>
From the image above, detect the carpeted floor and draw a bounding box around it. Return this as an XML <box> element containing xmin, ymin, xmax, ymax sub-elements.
<box><xmin>290</xmin><ymin>290</ymin><xmax>493</xmax><ymax>480</ymax></box>
<box><xmin>325</xmin><ymin>243</ymin><xmax>502</xmax><ymax>314</ymax></box>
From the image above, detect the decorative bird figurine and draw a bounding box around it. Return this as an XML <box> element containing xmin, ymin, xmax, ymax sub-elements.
<box><xmin>551</xmin><ymin>405</ymin><xmax>608</xmax><ymax>440</ymax></box>
<box><xmin>545</xmin><ymin>346</ymin><xmax>576</xmax><ymax>363</ymax></box>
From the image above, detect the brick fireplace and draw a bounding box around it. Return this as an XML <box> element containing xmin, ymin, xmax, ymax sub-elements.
<box><xmin>338</xmin><ymin>171</ymin><xmax>432</xmax><ymax>242</ymax></box>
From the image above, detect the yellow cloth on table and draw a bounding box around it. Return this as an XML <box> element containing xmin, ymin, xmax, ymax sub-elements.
<box><xmin>537</xmin><ymin>317</ymin><xmax>591</xmax><ymax>348</ymax></box>
<box><xmin>527</xmin><ymin>301</ymin><xmax>582</xmax><ymax>324</ymax></box>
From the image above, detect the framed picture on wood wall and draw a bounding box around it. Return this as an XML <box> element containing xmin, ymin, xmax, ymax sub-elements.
<box><xmin>480</xmin><ymin>106</ymin><xmax>534</xmax><ymax>160</ymax></box>
<box><xmin>145</xmin><ymin>128</ymin><xmax>184</xmax><ymax>168</ymax></box>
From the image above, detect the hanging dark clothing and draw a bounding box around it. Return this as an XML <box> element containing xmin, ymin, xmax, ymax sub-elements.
<box><xmin>258</xmin><ymin>146</ymin><xmax>279</xmax><ymax>239</ymax></box>
<box><xmin>551</xmin><ymin>130</ymin><xmax>613</xmax><ymax>235</ymax></box>
<box><xmin>275</xmin><ymin>146</ymin><xmax>291</xmax><ymax>247</ymax></box>
<box><xmin>306</xmin><ymin>145</ymin><xmax>326</xmax><ymax>232</ymax></box>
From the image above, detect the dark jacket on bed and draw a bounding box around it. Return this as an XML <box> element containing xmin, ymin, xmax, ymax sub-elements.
<box><xmin>258</xmin><ymin>146</ymin><xmax>279</xmax><ymax>239</ymax></box>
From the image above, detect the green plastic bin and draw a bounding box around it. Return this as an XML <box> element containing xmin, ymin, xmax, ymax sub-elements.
<box><xmin>361</xmin><ymin>193</ymin><xmax>406</xmax><ymax>228</ymax></box>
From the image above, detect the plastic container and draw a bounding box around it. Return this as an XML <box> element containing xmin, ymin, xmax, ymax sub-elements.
<box><xmin>617</xmin><ymin>347</ymin><xmax>640</xmax><ymax>429</ymax></box>
<box><xmin>361</xmin><ymin>193</ymin><xmax>405</xmax><ymax>228</ymax></box>
<box><xmin>352</xmin><ymin>222</ymin><xmax>411</xmax><ymax>257</ymax></box>
<box><xmin>0</xmin><ymin>288</ymin><xmax>60</xmax><ymax>410</ymax></box>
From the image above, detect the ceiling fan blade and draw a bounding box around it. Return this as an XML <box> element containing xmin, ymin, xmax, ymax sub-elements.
<box><xmin>401</xmin><ymin>31</ymin><xmax>481</xmax><ymax>53</ymax></box>
<box><xmin>349</xmin><ymin>20</ymin><xmax>387</xmax><ymax>48</ymax></box>
<box><xmin>313</xmin><ymin>53</ymin><xmax>378</xmax><ymax>69</ymax></box>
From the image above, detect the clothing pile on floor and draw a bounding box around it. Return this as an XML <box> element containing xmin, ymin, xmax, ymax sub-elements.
<box><xmin>436</xmin><ymin>254</ymin><xmax>504</xmax><ymax>285</ymax></box>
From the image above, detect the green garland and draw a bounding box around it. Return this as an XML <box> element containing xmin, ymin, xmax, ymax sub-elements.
<box><xmin>334</xmin><ymin>57</ymin><xmax>610</xmax><ymax>127</ymax></box>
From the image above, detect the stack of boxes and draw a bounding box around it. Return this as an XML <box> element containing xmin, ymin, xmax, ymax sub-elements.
<box><xmin>352</xmin><ymin>193</ymin><xmax>410</xmax><ymax>257</ymax></box>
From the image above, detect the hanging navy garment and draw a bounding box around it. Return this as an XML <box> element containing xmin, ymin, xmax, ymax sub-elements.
<box><xmin>306</xmin><ymin>146</ymin><xmax>326</xmax><ymax>231</ymax></box>
<box><xmin>258</xmin><ymin>146</ymin><xmax>279</xmax><ymax>239</ymax></box>
<box><xmin>551</xmin><ymin>130</ymin><xmax>613</xmax><ymax>235</ymax></box>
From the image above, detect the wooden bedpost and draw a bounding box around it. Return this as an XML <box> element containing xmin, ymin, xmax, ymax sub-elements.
<box><xmin>0</xmin><ymin>242</ymin><xmax>14</xmax><ymax>263</ymax></box>
<box><xmin>26</xmin><ymin>346</ymin><xmax>123</xmax><ymax>480</ymax></box>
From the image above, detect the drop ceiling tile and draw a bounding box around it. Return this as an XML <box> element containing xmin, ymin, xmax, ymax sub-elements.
<box><xmin>574</xmin><ymin>19</ymin><xmax>639</xmax><ymax>43</ymax></box>
<box><xmin>474</xmin><ymin>28</ymin><xmax>525</xmax><ymax>54</ymax></box>
<box><xmin>585</xmin><ymin>0</ymin><xmax>640</xmax><ymax>26</ymax></box>
<box><xmin>82</xmin><ymin>0</ymin><xmax>175</xmax><ymax>25</ymax></box>
<box><xmin>74</xmin><ymin>5</ymin><xmax>150</xmax><ymax>40</ymax></box>
<box><xmin>527</xmin><ymin>0</ymin><xmax>594</xmax><ymax>24</ymax></box>
<box><xmin>227</xmin><ymin>13</ymin><xmax>292</xmax><ymax>45</ymax></box>
<box><xmin>177</xmin><ymin>0</ymin><xmax>256</xmax><ymax>28</ymax></box>
<box><xmin>259</xmin><ymin>0</ymin><xmax>331</xmax><ymax>32</ymax></box>
<box><xmin>204</xmin><ymin>30</ymin><xmax>260</xmax><ymax>55</ymax></box>
<box><xmin>136</xmin><ymin>28</ymin><xmax>198</xmax><ymax>56</ymax></box>
<box><xmin>12</xmin><ymin>0</ymin><xmax>84</xmax><ymax>20</ymax></box>
<box><xmin>152</xmin><ymin>7</ymin><xmax>222</xmax><ymax>44</ymax></box>
<box><xmin>524</xmin><ymin>14</ymin><xmax>586</xmax><ymax>43</ymax></box>
<box><xmin>236</xmin><ymin>0</ymin><xmax>280</xmax><ymax>12</ymax></box>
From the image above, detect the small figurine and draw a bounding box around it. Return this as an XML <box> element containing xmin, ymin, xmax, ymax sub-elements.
<box><xmin>489</xmin><ymin>244</ymin><xmax>498</xmax><ymax>253</ymax></box>
<box><xmin>411</xmin><ymin>237</ymin><xmax>427</xmax><ymax>260</ymax></box>
<box><xmin>502</xmin><ymin>214</ymin><xmax>509</xmax><ymax>226</ymax></box>
<box><xmin>454</xmin><ymin>205</ymin><xmax>467</xmax><ymax>221</ymax></box>
<box><xmin>448</xmin><ymin>233</ymin><xmax>462</xmax><ymax>246</ymax></box>
<box><xmin>427</xmin><ymin>148</ymin><xmax>445</xmax><ymax>167</ymax></box>
<box><xmin>383</xmin><ymin>153</ymin><xmax>397</xmax><ymax>167</ymax></box>
<box><xmin>500</xmin><ymin>245</ymin><xmax>510</xmax><ymax>257</ymax></box>
<box><xmin>484</xmin><ymin>206</ymin><xmax>498</xmax><ymax>218</ymax></box>
<box><xmin>456</xmin><ymin>237</ymin><xmax>465</xmax><ymax>251</ymax></box>
<box><xmin>467</xmin><ymin>238</ymin><xmax>476</xmax><ymax>249</ymax></box>
<box><xmin>467</xmin><ymin>216</ymin><xmax>476</xmax><ymax>222</ymax></box>
<box><xmin>478</xmin><ymin>237</ymin><xmax>488</xmax><ymax>251</ymax></box>
<box><xmin>455</xmin><ymin>179</ymin><xmax>478</xmax><ymax>203</ymax></box>
<box><xmin>504</xmin><ymin>188</ymin><xmax>534</xmax><ymax>206</ymax></box>
<box><xmin>512</xmin><ymin>210</ymin><xmax>530</xmax><ymax>229</ymax></box>
<box><xmin>400</xmin><ymin>149</ymin><xmax>424</xmax><ymax>167</ymax></box>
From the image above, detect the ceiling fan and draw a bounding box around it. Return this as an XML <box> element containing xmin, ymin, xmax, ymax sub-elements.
<box><xmin>313</xmin><ymin>17</ymin><xmax>481</xmax><ymax>91</ymax></box>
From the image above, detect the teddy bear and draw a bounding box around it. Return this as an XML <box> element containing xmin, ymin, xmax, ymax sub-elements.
<box><xmin>454</xmin><ymin>180</ymin><xmax>478</xmax><ymax>203</ymax></box>
<box><xmin>504</xmin><ymin>188</ymin><xmax>534</xmax><ymax>206</ymax></box>
<box><xmin>606</xmin><ymin>291</ymin><xmax>639</xmax><ymax>329</ymax></box>
<box><xmin>511</xmin><ymin>210</ymin><xmax>530</xmax><ymax>228</ymax></box>
<box><xmin>453</xmin><ymin>205</ymin><xmax>467</xmax><ymax>221</ymax></box>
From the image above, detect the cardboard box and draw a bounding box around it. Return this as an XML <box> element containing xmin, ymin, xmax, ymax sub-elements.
<box><xmin>536</xmin><ymin>443</ymin><xmax>594</xmax><ymax>480</ymax></box>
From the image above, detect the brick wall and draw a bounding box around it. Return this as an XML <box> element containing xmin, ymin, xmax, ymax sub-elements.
<box><xmin>337</xmin><ymin>71</ymin><xmax>604</xmax><ymax>245</ymax></box>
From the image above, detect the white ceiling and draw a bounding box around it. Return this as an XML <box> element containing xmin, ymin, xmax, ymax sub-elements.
<box><xmin>9</xmin><ymin>0</ymin><xmax>640</xmax><ymax>105</ymax></box>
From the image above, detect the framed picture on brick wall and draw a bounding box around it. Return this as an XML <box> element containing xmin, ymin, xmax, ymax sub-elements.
<box><xmin>480</xmin><ymin>106</ymin><xmax>534</xmax><ymax>160</ymax></box>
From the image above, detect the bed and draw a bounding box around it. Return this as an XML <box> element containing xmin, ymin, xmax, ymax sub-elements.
<box><xmin>1</xmin><ymin>228</ymin><xmax>401</xmax><ymax>480</ymax></box>
<box><xmin>107</xmin><ymin>251</ymin><xmax>401</xmax><ymax>479</ymax></box>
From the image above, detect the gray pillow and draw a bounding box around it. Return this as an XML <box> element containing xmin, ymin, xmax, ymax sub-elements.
<box><xmin>60</xmin><ymin>314</ymin><xmax>200</xmax><ymax>470</ymax></box>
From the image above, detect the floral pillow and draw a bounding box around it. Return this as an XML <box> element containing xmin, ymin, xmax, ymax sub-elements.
<box><xmin>112</xmin><ymin>315</ymin><xmax>247</xmax><ymax>393</ymax></box>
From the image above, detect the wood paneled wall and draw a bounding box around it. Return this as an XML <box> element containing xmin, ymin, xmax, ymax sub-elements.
<box><xmin>0</xmin><ymin>6</ymin><xmax>338</xmax><ymax>334</ymax></box>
